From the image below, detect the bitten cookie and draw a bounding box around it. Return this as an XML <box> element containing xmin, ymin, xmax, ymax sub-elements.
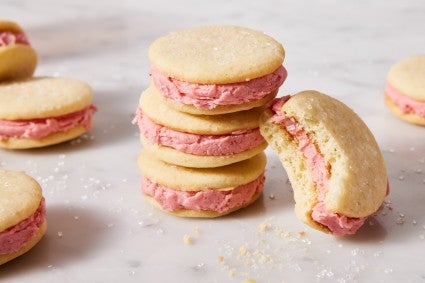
<box><xmin>133</xmin><ymin>86</ymin><xmax>267</xmax><ymax>168</ymax></box>
<box><xmin>260</xmin><ymin>91</ymin><xmax>388</xmax><ymax>236</ymax></box>
<box><xmin>0</xmin><ymin>169</ymin><xmax>47</xmax><ymax>265</ymax></box>
<box><xmin>384</xmin><ymin>55</ymin><xmax>425</xmax><ymax>126</ymax></box>
<box><xmin>138</xmin><ymin>150</ymin><xmax>266</xmax><ymax>217</ymax></box>
<box><xmin>0</xmin><ymin>77</ymin><xmax>97</xmax><ymax>149</ymax></box>
<box><xmin>148</xmin><ymin>25</ymin><xmax>287</xmax><ymax>115</ymax></box>
<box><xmin>0</xmin><ymin>19</ymin><xmax>37</xmax><ymax>81</ymax></box>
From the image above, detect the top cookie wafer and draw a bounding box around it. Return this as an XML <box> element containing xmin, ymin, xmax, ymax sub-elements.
<box><xmin>148</xmin><ymin>25</ymin><xmax>285</xmax><ymax>84</ymax></box>
<box><xmin>387</xmin><ymin>55</ymin><xmax>425</xmax><ymax>101</ymax></box>
<box><xmin>0</xmin><ymin>169</ymin><xmax>43</xmax><ymax>231</ymax></box>
<box><xmin>0</xmin><ymin>20</ymin><xmax>25</xmax><ymax>33</ymax></box>
<box><xmin>0</xmin><ymin>77</ymin><xmax>93</xmax><ymax>120</ymax></box>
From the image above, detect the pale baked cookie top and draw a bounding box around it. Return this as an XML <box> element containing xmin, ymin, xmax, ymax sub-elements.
<box><xmin>0</xmin><ymin>19</ymin><xmax>24</xmax><ymax>34</ymax></box>
<box><xmin>387</xmin><ymin>55</ymin><xmax>425</xmax><ymax>101</ymax></box>
<box><xmin>0</xmin><ymin>169</ymin><xmax>42</xmax><ymax>231</ymax></box>
<box><xmin>0</xmin><ymin>77</ymin><xmax>93</xmax><ymax>120</ymax></box>
<box><xmin>138</xmin><ymin>150</ymin><xmax>266</xmax><ymax>191</ymax></box>
<box><xmin>139</xmin><ymin>85</ymin><xmax>263</xmax><ymax>135</ymax></box>
<box><xmin>148</xmin><ymin>25</ymin><xmax>285</xmax><ymax>84</ymax></box>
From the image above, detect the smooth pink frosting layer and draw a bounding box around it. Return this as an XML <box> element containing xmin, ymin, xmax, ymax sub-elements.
<box><xmin>0</xmin><ymin>198</ymin><xmax>46</xmax><ymax>255</ymax></box>
<box><xmin>150</xmin><ymin>65</ymin><xmax>287</xmax><ymax>109</ymax></box>
<box><xmin>142</xmin><ymin>173</ymin><xmax>265</xmax><ymax>213</ymax></box>
<box><xmin>385</xmin><ymin>83</ymin><xmax>425</xmax><ymax>117</ymax></box>
<box><xmin>0</xmin><ymin>31</ymin><xmax>30</xmax><ymax>46</ymax></box>
<box><xmin>270</xmin><ymin>97</ymin><xmax>366</xmax><ymax>235</ymax></box>
<box><xmin>0</xmin><ymin>105</ymin><xmax>98</xmax><ymax>140</ymax></box>
<box><xmin>134</xmin><ymin>108</ymin><xmax>265</xmax><ymax>156</ymax></box>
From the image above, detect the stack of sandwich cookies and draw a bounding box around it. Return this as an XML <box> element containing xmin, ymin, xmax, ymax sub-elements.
<box><xmin>135</xmin><ymin>25</ymin><xmax>287</xmax><ymax>217</ymax></box>
<box><xmin>384</xmin><ymin>55</ymin><xmax>425</xmax><ymax>126</ymax></box>
<box><xmin>0</xmin><ymin>77</ymin><xmax>97</xmax><ymax>149</ymax></box>
<box><xmin>0</xmin><ymin>169</ymin><xmax>47</xmax><ymax>265</ymax></box>
<box><xmin>0</xmin><ymin>20</ymin><xmax>37</xmax><ymax>81</ymax></box>
<box><xmin>259</xmin><ymin>91</ymin><xmax>388</xmax><ymax>235</ymax></box>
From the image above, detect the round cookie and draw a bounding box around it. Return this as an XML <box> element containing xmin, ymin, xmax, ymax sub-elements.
<box><xmin>149</xmin><ymin>25</ymin><xmax>285</xmax><ymax>84</ymax></box>
<box><xmin>0</xmin><ymin>169</ymin><xmax>47</xmax><ymax>265</ymax></box>
<box><xmin>0</xmin><ymin>19</ymin><xmax>37</xmax><ymax>81</ymax></box>
<box><xmin>137</xmin><ymin>150</ymin><xmax>266</xmax><ymax>217</ymax></box>
<box><xmin>384</xmin><ymin>55</ymin><xmax>425</xmax><ymax>126</ymax></box>
<box><xmin>148</xmin><ymin>25</ymin><xmax>287</xmax><ymax>114</ymax></box>
<box><xmin>0</xmin><ymin>77</ymin><xmax>97</xmax><ymax>149</ymax></box>
<box><xmin>135</xmin><ymin>86</ymin><xmax>267</xmax><ymax>168</ymax></box>
<box><xmin>260</xmin><ymin>91</ymin><xmax>388</xmax><ymax>235</ymax></box>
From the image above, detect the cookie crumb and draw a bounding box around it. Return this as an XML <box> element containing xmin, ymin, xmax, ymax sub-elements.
<box><xmin>228</xmin><ymin>269</ymin><xmax>236</xmax><ymax>277</ymax></box>
<box><xmin>217</xmin><ymin>255</ymin><xmax>224</xmax><ymax>263</ymax></box>
<box><xmin>242</xmin><ymin>279</ymin><xmax>256</xmax><ymax>283</ymax></box>
<box><xmin>258</xmin><ymin>223</ymin><xmax>269</xmax><ymax>232</ymax></box>
<box><xmin>239</xmin><ymin>246</ymin><xmax>249</xmax><ymax>256</ymax></box>
<box><xmin>183</xmin><ymin>234</ymin><xmax>193</xmax><ymax>245</ymax></box>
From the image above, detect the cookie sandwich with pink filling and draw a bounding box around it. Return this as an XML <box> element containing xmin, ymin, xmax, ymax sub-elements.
<box><xmin>260</xmin><ymin>91</ymin><xmax>388</xmax><ymax>235</ymax></box>
<box><xmin>138</xmin><ymin>150</ymin><xmax>266</xmax><ymax>217</ymax></box>
<box><xmin>384</xmin><ymin>55</ymin><xmax>425</xmax><ymax>126</ymax></box>
<box><xmin>134</xmin><ymin>86</ymin><xmax>267</xmax><ymax>168</ymax></box>
<box><xmin>0</xmin><ymin>19</ymin><xmax>37</xmax><ymax>81</ymax></box>
<box><xmin>148</xmin><ymin>25</ymin><xmax>287</xmax><ymax>115</ymax></box>
<box><xmin>0</xmin><ymin>77</ymin><xmax>97</xmax><ymax>149</ymax></box>
<box><xmin>0</xmin><ymin>169</ymin><xmax>47</xmax><ymax>265</ymax></box>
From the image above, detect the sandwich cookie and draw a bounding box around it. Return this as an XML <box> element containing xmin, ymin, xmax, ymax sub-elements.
<box><xmin>138</xmin><ymin>150</ymin><xmax>266</xmax><ymax>217</ymax></box>
<box><xmin>134</xmin><ymin>86</ymin><xmax>267</xmax><ymax>168</ymax></box>
<box><xmin>0</xmin><ymin>19</ymin><xmax>37</xmax><ymax>81</ymax></box>
<box><xmin>0</xmin><ymin>77</ymin><xmax>97</xmax><ymax>149</ymax></box>
<box><xmin>260</xmin><ymin>91</ymin><xmax>388</xmax><ymax>235</ymax></box>
<box><xmin>0</xmin><ymin>169</ymin><xmax>46</xmax><ymax>265</ymax></box>
<box><xmin>148</xmin><ymin>25</ymin><xmax>287</xmax><ymax>115</ymax></box>
<box><xmin>384</xmin><ymin>55</ymin><xmax>425</xmax><ymax>126</ymax></box>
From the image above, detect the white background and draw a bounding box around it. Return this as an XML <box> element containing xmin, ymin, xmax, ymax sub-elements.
<box><xmin>1</xmin><ymin>0</ymin><xmax>425</xmax><ymax>282</ymax></box>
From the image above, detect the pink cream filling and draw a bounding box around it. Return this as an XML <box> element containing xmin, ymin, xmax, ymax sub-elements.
<box><xmin>0</xmin><ymin>31</ymin><xmax>30</xmax><ymax>46</ymax></box>
<box><xmin>0</xmin><ymin>198</ymin><xmax>46</xmax><ymax>255</ymax></box>
<box><xmin>385</xmin><ymin>83</ymin><xmax>425</xmax><ymax>117</ymax></box>
<box><xmin>141</xmin><ymin>173</ymin><xmax>265</xmax><ymax>213</ymax></box>
<box><xmin>270</xmin><ymin>97</ymin><xmax>366</xmax><ymax>236</ymax></box>
<box><xmin>150</xmin><ymin>65</ymin><xmax>287</xmax><ymax>109</ymax></box>
<box><xmin>134</xmin><ymin>108</ymin><xmax>265</xmax><ymax>156</ymax></box>
<box><xmin>0</xmin><ymin>105</ymin><xmax>98</xmax><ymax>140</ymax></box>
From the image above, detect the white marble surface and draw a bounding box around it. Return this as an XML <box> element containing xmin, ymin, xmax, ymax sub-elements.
<box><xmin>1</xmin><ymin>0</ymin><xmax>425</xmax><ymax>282</ymax></box>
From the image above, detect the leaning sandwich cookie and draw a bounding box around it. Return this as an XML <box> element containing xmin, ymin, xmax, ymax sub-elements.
<box><xmin>0</xmin><ymin>19</ymin><xmax>37</xmax><ymax>81</ymax></box>
<box><xmin>259</xmin><ymin>91</ymin><xmax>388</xmax><ymax>235</ymax></box>
<box><xmin>148</xmin><ymin>25</ymin><xmax>287</xmax><ymax>115</ymax></box>
<box><xmin>0</xmin><ymin>77</ymin><xmax>97</xmax><ymax>149</ymax></box>
<box><xmin>384</xmin><ymin>55</ymin><xmax>425</xmax><ymax>126</ymax></box>
<box><xmin>138</xmin><ymin>150</ymin><xmax>266</xmax><ymax>217</ymax></box>
<box><xmin>0</xmin><ymin>169</ymin><xmax>47</xmax><ymax>265</ymax></box>
<box><xmin>133</xmin><ymin>86</ymin><xmax>267</xmax><ymax>168</ymax></box>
